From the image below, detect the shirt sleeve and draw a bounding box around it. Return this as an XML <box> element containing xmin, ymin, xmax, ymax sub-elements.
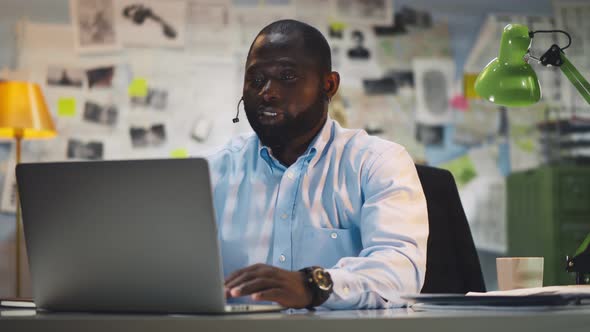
<box><xmin>322</xmin><ymin>146</ymin><xmax>429</xmax><ymax>309</ymax></box>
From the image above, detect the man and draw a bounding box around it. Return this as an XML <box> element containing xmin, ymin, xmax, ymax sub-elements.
<box><xmin>207</xmin><ymin>20</ymin><xmax>428</xmax><ymax>310</ymax></box>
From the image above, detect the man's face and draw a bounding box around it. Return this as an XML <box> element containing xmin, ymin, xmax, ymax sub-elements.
<box><xmin>243</xmin><ymin>32</ymin><xmax>326</xmax><ymax>148</ymax></box>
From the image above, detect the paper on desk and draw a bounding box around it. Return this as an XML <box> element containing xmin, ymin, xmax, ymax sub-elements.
<box><xmin>468</xmin><ymin>285</ymin><xmax>590</xmax><ymax>296</ymax></box>
<box><xmin>410</xmin><ymin>302</ymin><xmax>590</xmax><ymax>312</ymax></box>
<box><xmin>0</xmin><ymin>310</ymin><xmax>37</xmax><ymax>317</ymax></box>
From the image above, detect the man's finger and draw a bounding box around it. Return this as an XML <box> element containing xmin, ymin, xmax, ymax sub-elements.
<box><xmin>225</xmin><ymin>265</ymin><xmax>277</xmax><ymax>289</ymax></box>
<box><xmin>225</xmin><ymin>263</ymin><xmax>268</xmax><ymax>285</ymax></box>
<box><xmin>251</xmin><ymin>288</ymin><xmax>287</xmax><ymax>303</ymax></box>
<box><xmin>230</xmin><ymin>278</ymin><xmax>282</xmax><ymax>297</ymax></box>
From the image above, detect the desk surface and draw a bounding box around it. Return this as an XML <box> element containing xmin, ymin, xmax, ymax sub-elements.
<box><xmin>2</xmin><ymin>307</ymin><xmax>590</xmax><ymax>332</ymax></box>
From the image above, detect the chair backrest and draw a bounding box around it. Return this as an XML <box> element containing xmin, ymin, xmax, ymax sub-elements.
<box><xmin>416</xmin><ymin>164</ymin><xmax>486</xmax><ymax>293</ymax></box>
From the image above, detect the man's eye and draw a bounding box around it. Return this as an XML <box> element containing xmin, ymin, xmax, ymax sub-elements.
<box><xmin>248</xmin><ymin>75</ymin><xmax>265</xmax><ymax>85</ymax></box>
<box><xmin>280</xmin><ymin>71</ymin><xmax>296</xmax><ymax>80</ymax></box>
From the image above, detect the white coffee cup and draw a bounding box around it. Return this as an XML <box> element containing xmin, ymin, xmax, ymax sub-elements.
<box><xmin>496</xmin><ymin>257</ymin><xmax>544</xmax><ymax>291</ymax></box>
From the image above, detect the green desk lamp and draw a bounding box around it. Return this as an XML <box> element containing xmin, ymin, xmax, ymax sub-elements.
<box><xmin>474</xmin><ymin>23</ymin><xmax>590</xmax><ymax>107</ymax></box>
<box><xmin>474</xmin><ymin>23</ymin><xmax>590</xmax><ymax>284</ymax></box>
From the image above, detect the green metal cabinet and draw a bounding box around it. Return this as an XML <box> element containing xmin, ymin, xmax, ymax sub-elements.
<box><xmin>507</xmin><ymin>165</ymin><xmax>590</xmax><ymax>286</ymax></box>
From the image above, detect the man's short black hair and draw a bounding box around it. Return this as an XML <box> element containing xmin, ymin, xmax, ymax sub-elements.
<box><xmin>249</xmin><ymin>19</ymin><xmax>332</xmax><ymax>74</ymax></box>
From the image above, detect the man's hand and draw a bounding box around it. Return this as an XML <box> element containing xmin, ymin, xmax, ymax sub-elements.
<box><xmin>224</xmin><ymin>263</ymin><xmax>313</xmax><ymax>309</ymax></box>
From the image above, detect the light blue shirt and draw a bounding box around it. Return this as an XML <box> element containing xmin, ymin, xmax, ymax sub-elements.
<box><xmin>207</xmin><ymin>117</ymin><xmax>428</xmax><ymax>309</ymax></box>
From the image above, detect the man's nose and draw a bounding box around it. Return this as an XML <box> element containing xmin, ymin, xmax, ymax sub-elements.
<box><xmin>260</xmin><ymin>79</ymin><xmax>280</xmax><ymax>103</ymax></box>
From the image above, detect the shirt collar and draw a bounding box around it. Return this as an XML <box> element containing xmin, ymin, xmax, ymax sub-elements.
<box><xmin>257</xmin><ymin>116</ymin><xmax>335</xmax><ymax>170</ymax></box>
<box><xmin>306</xmin><ymin>116</ymin><xmax>334</xmax><ymax>167</ymax></box>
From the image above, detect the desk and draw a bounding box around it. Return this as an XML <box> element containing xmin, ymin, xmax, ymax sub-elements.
<box><xmin>1</xmin><ymin>307</ymin><xmax>590</xmax><ymax>332</ymax></box>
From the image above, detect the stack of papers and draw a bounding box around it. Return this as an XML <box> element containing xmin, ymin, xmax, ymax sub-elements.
<box><xmin>403</xmin><ymin>286</ymin><xmax>590</xmax><ymax>311</ymax></box>
<box><xmin>467</xmin><ymin>285</ymin><xmax>590</xmax><ymax>297</ymax></box>
<box><xmin>0</xmin><ymin>298</ymin><xmax>36</xmax><ymax>309</ymax></box>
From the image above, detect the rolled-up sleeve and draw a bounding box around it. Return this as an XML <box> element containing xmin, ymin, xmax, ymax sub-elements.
<box><xmin>323</xmin><ymin>146</ymin><xmax>428</xmax><ymax>309</ymax></box>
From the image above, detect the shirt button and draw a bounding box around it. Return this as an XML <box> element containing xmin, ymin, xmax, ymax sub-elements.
<box><xmin>279</xmin><ymin>254</ymin><xmax>286</xmax><ymax>262</ymax></box>
<box><xmin>287</xmin><ymin>172</ymin><xmax>295</xmax><ymax>179</ymax></box>
<box><xmin>281</xmin><ymin>213</ymin><xmax>288</xmax><ymax>220</ymax></box>
<box><xmin>330</xmin><ymin>232</ymin><xmax>338</xmax><ymax>239</ymax></box>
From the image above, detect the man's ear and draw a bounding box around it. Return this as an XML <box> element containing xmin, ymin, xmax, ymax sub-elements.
<box><xmin>324</xmin><ymin>72</ymin><xmax>340</xmax><ymax>99</ymax></box>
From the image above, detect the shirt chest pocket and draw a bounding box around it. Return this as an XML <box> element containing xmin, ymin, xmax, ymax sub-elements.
<box><xmin>294</xmin><ymin>226</ymin><xmax>362</xmax><ymax>270</ymax></box>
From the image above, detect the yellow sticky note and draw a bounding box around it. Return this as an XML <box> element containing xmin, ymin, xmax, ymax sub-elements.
<box><xmin>128</xmin><ymin>78</ymin><xmax>148</xmax><ymax>97</ymax></box>
<box><xmin>57</xmin><ymin>98</ymin><xmax>76</xmax><ymax>117</ymax></box>
<box><xmin>170</xmin><ymin>148</ymin><xmax>189</xmax><ymax>159</ymax></box>
<box><xmin>329</xmin><ymin>21</ymin><xmax>347</xmax><ymax>32</ymax></box>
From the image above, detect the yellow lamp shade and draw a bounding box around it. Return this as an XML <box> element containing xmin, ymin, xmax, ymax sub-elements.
<box><xmin>0</xmin><ymin>81</ymin><xmax>56</xmax><ymax>139</ymax></box>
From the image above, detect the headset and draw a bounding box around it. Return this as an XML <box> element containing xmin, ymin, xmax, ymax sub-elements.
<box><xmin>233</xmin><ymin>97</ymin><xmax>243</xmax><ymax>123</ymax></box>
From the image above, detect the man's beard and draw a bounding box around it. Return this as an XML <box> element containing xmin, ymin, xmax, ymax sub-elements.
<box><xmin>244</xmin><ymin>93</ymin><xmax>326</xmax><ymax>150</ymax></box>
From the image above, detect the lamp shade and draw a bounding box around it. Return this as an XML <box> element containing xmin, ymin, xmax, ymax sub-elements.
<box><xmin>0</xmin><ymin>81</ymin><xmax>56</xmax><ymax>139</ymax></box>
<box><xmin>474</xmin><ymin>24</ymin><xmax>541</xmax><ymax>107</ymax></box>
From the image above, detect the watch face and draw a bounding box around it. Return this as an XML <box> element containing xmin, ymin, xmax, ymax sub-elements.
<box><xmin>312</xmin><ymin>269</ymin><xmax>333</xmax><ymax>291</ymax></box>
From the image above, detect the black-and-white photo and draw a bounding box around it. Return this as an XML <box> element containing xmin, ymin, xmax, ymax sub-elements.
<box><xmin>374</xmin><ymin>6</ymin><xmax>433</xmax><ymax>36</ymax></box>
<box><xmin>83</xmin><ymin>101</ymin><xmax>118</xmax><ymax>126</ymax></box>
<box><xmin>416</xmin><ymin>124</ymin><xmax>444</xmax><ymax>145</ymax></box>
<box><xmin>335</xmin><ymin>0</ymin><xmax>392</xmax><ymax>26</ymax></box>
<box><xmin>348</xmin><ymin>30</ymin><xmax>370</xmax><ymax>60</ymax></box>
<box><xmin>116</xmin><ymin>0</ymin><xmax>186</xmax><ymax>48</ymax></box>
<box><xmin>67</xmin><ymin>139</ymin><xmax>104</xmax><ymax>160</ymax></box>
<box><xmin>122</xmin><ymin>4</ymin><xmax>177</xmax><ymax>39</ymax></box>
<box><xmin>47</xmin><ymin>66</ymin><xmax>84</xmax><ymax>88</ymax></box>
<box><xmin>86</xmin><ymin>65</ymin><xmax>115</xmax><ymax>88</ymax></box>
<box><xmin>363</xmin><ymin>77</ymin><xmax>396</xmax><ymax>95</ymax></box>
<box><xmin>363</xmin><ymin>70</ymin><xmax>414</xmax><ymax>95</ymax></box>
<box><xmin>130</xmin><ymin>88</ymin><xmax>168</xmax><ymax>110</ymax></box>
<box><xmin>129</xmin><ymin>123</ymin><xmax>166</xmax><ymax>148</ymax></box>
<box><xmin>72</xmin><ymin>0</ymin><xmax>120</xmax><ymax>53</ymax></box>
<box><xmin>413</xmin><ymin>58</ymin><xmax>454</xmax><ymax>125</ymax></box>
<box><xmin>387</xmin><ymin>70</ymin><xmax>414</xmax><ymax>88</ymax></box>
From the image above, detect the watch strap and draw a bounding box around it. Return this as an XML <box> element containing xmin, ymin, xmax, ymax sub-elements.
<box><xmin>299</xmin><ymin>266</ymin><xmax>333</xmax><ymax>309</ymax></box>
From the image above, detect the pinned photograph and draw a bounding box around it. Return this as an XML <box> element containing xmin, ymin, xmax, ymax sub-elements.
<box><xmin>363</xmin><ymin>70</ymin><xmax>414</xmax><ymax>95</ymax></box>
<box><xmin>374</xmin><ymin>6</ymin><xmax>432</xmax><ymax>36</ymax></box>
<box><xmin>67</xmin><ymin>139</ymin><xmax>104</xmax><ymax>160</ymax></box>
<box><xmin>348</xmin><ymin>30</ymin><xmax>370</xmax><ymax>60</ymax></box>
<box><xmin>47</xmin><ymin>66</ymin><xmax>84</xmax><ymax>88</ymax></box>
<box><xmin>116</xmin><ymin>0</ymin><xmax>187</xmax><ymax>48</ymax></box>
<box><xmin>186</xmin><ymin>0</ymin><xmax>232</xmax><ymax>54</ymax></box>
<box><xmin>416</xmin><ymin>124</ymin><xmax>444</xmax><ymax>145</ymax></box>
<box><xmin>413</xmin><ymin>58</ymin><xmax>455</xmax><ymax>126</ymax></box>
<box><xmin>83</xmin><ymin>101</ymin><xmax>118</xmax><ymax>126</ymax></box>
<box><xmin>86</xmin><ymin>66</ymin><xmax>115</xmax><ymax>88</ymax></box>
<box><xmin>130</xmin><ymin>88</ymin><xmax>168</xmax><ymax>111</ymax></box>
<box><xmin>129</xmin><ymin>124</ymin><xmax>167</xmax><ymax>148</ymax></box>
<box><xmin>334</xmin><ymin>0</ymin><xmax>393</xmax><ymax>26</ymax></box>
<box><xmin>71</xmin><ymin>0</ymin><xmax>121</xmax><ymax>53</ymax></box>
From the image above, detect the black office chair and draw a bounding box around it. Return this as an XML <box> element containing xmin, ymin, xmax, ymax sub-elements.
<box><xmin>415</xmin><ymin>164</ymin><xmax>486</xmax><ymax>293</ymax></box>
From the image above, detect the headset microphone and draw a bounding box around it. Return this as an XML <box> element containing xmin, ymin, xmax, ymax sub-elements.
<box><xmin>233</xmin><ymin>97</ymin><xmax>243</xmax><ymax>123</ymax></box>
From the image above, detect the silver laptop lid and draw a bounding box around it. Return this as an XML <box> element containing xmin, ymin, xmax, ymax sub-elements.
<box><xmin>16</xmin><ymin>158</ymin><xmax>226</xmax><ymax>313</ymax></box>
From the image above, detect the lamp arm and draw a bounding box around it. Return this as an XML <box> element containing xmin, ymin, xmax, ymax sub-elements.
<box><xmin>559</xmin><ymin>52</ymin><xmax>590</xmax><ymax>105</ymax></box>
<box><xmin>575</xmin><ymin>232</ymin><xmax>590</xmax><ymax>257</ymax></box>
<box><xmin>559</xmin><ymin>53</ymin><xmax>590</xmax><ymax>284</ymax></box>
<box><xmin>567</xmin><ymin>231</ymin><xmax>590</xmax><ymax>285</ymax></box>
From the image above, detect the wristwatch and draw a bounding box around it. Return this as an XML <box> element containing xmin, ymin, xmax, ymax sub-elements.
<box><xmin>299</xmin><ymin>266</ymin><xmax>333</xmax><ymax>309</ymax></box>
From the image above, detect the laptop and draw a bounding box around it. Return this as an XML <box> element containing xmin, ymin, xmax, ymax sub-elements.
<box><xmin>16</xmin><ymin>158</ymin><xmax>282</xmax><ymax>314</ymax></box>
